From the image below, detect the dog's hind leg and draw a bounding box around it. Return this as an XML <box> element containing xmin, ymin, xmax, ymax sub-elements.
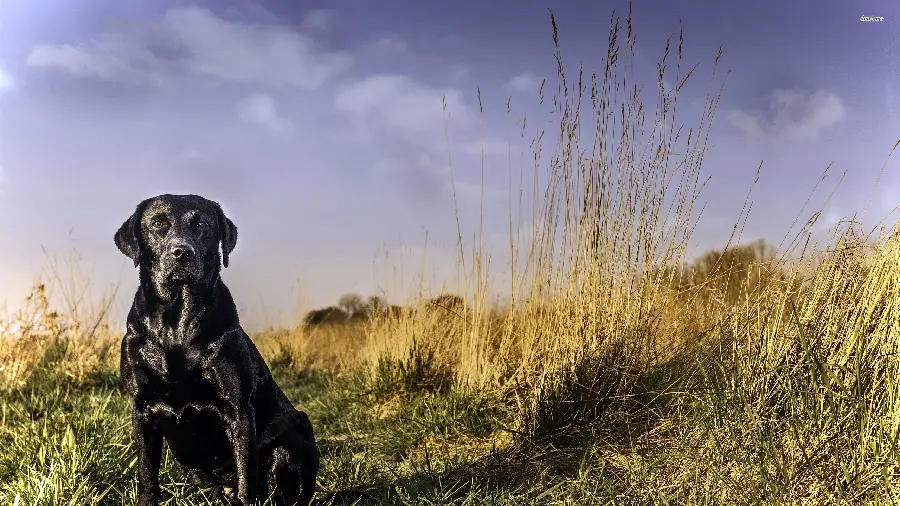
<box><xmin>265</xmin><ymin>446</ymin><xmax>316</xmax><ymax>506</ymax></box>
<box><xmin>259</xmin><ymin>409</ymin><xmax>320</xmax><ymax>506</ymax></box>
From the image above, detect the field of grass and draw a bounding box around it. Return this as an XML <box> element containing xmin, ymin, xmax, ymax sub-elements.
<box><xmin>2</xmin><ymin>8</ymin><xmax>900</xmax><ymax>506</ymax></box>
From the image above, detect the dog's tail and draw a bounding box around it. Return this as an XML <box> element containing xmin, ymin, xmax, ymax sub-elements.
<box><xmin>310</xmin><ymin>490</ymin><xmax>373</xmax><ymax>505</ymax></box>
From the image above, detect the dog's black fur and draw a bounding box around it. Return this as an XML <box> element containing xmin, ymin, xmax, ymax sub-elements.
<box><xmin>116</xmin><ymin>194</ymin><xmax>370</xmax><ymax>506</ymax></box>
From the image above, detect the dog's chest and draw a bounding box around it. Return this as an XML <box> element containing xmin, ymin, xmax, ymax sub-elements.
<box><xmin>138</xmin><ymin>339</ymin><xmax>224</xmax><ymax>409</ymax></box>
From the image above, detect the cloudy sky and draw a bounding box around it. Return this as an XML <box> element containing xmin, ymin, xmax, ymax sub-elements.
<box><xmin>0</xmin><ymin>0</ymin><xmax>897</xmax><ymax>329</ymax></box>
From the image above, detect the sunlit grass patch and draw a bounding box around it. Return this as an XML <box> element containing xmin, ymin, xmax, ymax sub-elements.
<box><xmin>2</xmin><ymin>3</ymin><xmax>900</xmax><ymax>505</ymax></box>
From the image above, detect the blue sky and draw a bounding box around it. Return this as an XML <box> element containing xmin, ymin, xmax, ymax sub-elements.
<box><xmin>0</xmin><ymin>0</ymin><xmax>897</xmax><ymax>329</ymax></box>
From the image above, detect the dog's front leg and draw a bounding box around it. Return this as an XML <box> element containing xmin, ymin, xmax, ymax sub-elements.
<box><xmin>131</xmin><ymin>403</ymin><xmax>163</xmax><ymax>506</ymax></box>
<box><xmin>228</xmin><ymin>409</ymin><xmax>259</xmax><ymax>505</ymax></box>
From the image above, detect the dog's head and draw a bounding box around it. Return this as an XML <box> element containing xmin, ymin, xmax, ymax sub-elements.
<box><xmin>114</xmin><ymin>194</ymin><xmax>238</xmax><ymax>296</ymax></box>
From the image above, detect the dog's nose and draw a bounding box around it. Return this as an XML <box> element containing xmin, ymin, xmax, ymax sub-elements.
<box><xmin>170</xmin><ymin>243</ymin><xmax>195</xmax><ymax>260</ymax></box>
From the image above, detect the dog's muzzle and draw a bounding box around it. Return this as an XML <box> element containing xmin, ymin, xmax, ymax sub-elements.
<box><xmin>169</xmin><ymin>242</ymin><xmax>195</xmax><ymax>261</ymax></box>
<box><xmin>163</xmin><ymin>241</ymin><xmax>203</xmax><ymax>281</ymax></box>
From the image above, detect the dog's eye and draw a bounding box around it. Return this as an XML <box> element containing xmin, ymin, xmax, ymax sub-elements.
<box><xmin>197</xmin><ymin>220</ymin><xmax>209</xmax><ymax>229</ymax></box>
<box><xmin>151</xmin><ymin>219</ymin><xmax>168</xmax><ymax>229</ymax></box>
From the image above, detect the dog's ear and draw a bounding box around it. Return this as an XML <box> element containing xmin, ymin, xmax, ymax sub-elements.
<box><xmin>214</xmin><ymin>204</ymin><xmax>238</xmax><ymax>268</ymax></box>
<box><xmin>114</xmin><ymin>201</ymin><xmax>148</xmax><ymax>267</ymax></box>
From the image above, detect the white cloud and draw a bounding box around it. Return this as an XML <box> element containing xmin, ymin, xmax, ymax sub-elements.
<box><xmin>879</xmin><ymin>184</ymin><xmax>900</xmax><ymax>218</ymax></box>
<box><xmin>335</xmin><ymin>74</ymin><xmax>472</xmax><ymax>149</ymax></box>
<box><xmin>460</xmin><ymin>139</ymin><xmax>515</xmax><ymax>157</ymax></box>
<box><xmin>334</xmin><ymin>75</ymin><xmax>515</xmax><ymax>209</ymax></box>
<box><xmin>301</xmin><ymin>9</ymin><xmax>338</xmax><ymax>32</ymax></box>
<box><xmin>814</xmin><ymin>206</ymin><xmax>844</xmax><ymax>233</ymax></box>
<box><xmin>505</xmin><ymin>72</ymin><xmax>544</xmax><ymax>94</ymax></box>
<box><xmin>236</xmin><ymin>93</ymin><xmax>293</xmax><ymax>132</ymax></box>
<box><xmin>0</xmin><ymin>69</ymin><xmax>11</xmax><ymax>193</ymax></box>
<box><xmin>452</xmin><ymin>180</ymin><xmax>507</xmax><ymax>204</ymax></box>
<box><xmin>728</xmin><ymin>88</ymin><xmax>846</xmax><ymax>142</ymax></box>
<box><xmin>449</xmin><ymin>65</ymin><xmax>470</xmax><ymax>82</ymax></box>
<box><xmin>335</xmin><ymin>74</ymin><xmax>496</xmax><ymax>202</ymax></box>
<box><xmin>27</xmin><ymin>34</ymin><xmax>164</xmax><ymax>85</ymax></box>
<box><xmin>661</xmin><ymin>78</ymin><xmax>674</xmax><ymax>95</ymax></box>
<box><xmin>887</xmin><ymin>81</ymin><xmax>897</xmax><ymax>126</ymax></box>
<box><xmin>179</xmin><ymin>147</ymin><xmax>208</xmax><ymax>162</ymax></box>
<box><xmin>0</xmin><ymin>67</ymin><xmax>14</xmax><ymax>94</ymax></box>
<box><xmin>440</xmin><ymin>34</ymin><xmax>467</xmax><ymax>46</ymax></box>
<box><xmin>374</xmin><ymin>36</ymin><xmax>408</xmax><ymax>54</ymax></box>
<box><xmin>726</xmin><ymin>110</ymin><xmax>765</xmax><ymax>139</ymax></box>
<box><xmin>27</xmin><ymin>5</ymin><xmax>352</xmax><ymax>89</ymax></box>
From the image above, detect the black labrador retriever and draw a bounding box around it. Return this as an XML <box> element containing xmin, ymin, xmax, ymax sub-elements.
<box><xmin>115</xmin><ymin>194</ymin><xmax>369</xmax><ymax>506</ymax></box>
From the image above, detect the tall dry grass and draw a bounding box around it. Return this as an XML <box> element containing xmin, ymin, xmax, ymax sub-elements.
<box><xmin>0</xmin><ymin>248</ymin><xmax>121</xmax><ymax>390</ymax></box>
<box><xmin>2</xmin><ymin>4</ymin><xmax>899</xmax><ymax>504</ymax></box>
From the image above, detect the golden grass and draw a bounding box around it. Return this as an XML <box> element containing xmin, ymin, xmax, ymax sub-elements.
<box><xmin>2</xmin><ymin>4</ymin><xmax>900</xmax><ymax>504</ymax></box>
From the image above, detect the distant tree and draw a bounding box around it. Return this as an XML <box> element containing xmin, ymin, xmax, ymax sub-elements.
<box><xmin>367</xmin><ymin>295</ymin><xmax>386</xmax><ymax>313</ymax></box>
<box><xmin>686</xmin><ymin>239</ymin><xmax>784</xmax><ymax>303</ymax></box>
<box><xmin>422</xmin><ymin>294</ymin><xmax>465</xmax><ymax>316</ymax></box>
<box><xmin>303</xmin><ymin>306</ymin><xmax>348</xmax><ymax>326</ymax></box>
<box><xmin>337</xmin><ymin>293</ymin><xmax>366</xmax><ymax>316</ymax></box>
<box><xmin>368</xmin><ymin>295</ymin><xmax>387</xmax><ymax>311</ymax></box>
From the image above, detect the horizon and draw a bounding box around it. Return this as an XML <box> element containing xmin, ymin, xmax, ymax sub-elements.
<box><xmin>1</xmin><ymin>0</ymin><xmax>897</xmax><ymax>331</ymax></box>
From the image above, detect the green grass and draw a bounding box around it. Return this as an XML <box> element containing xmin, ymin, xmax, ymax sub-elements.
<box><xmin>0</xmin><ymin>359</ymin><xmax>641</xmax><ymax>505</ymax></box>
<box><xmin>3</xmin><ymin>4</ymin><xmax>900</xmax><ymax>505</ymax></box>
<box><xmin>3</xmin><ymin>300</ymin><xmax>898</xmax><ymax>506</ymax></box>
